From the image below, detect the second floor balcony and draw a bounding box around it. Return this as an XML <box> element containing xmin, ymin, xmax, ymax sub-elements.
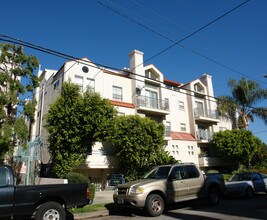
<box><xmin>194</xmin><ymin>107</ymin><xmax>220</xmax><ymax>124</ymax></box>
<box><xmin>136</xmin><ymin>95</ymin><xmax>170</xmax><ymax>115</ymax></box>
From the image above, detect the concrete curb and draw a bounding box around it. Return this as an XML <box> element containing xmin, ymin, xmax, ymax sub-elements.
<box><xmin>74</xmin><ymin>210</ymin><xmax>109</xmax><ymax>219</ymax></box>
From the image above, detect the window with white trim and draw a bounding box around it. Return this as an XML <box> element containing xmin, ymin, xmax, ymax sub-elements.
<box><xmin>85</xmin><ymin>78</ymin><xmax>95</xmax><ymax>92</ymax></box>
<box><xmin>180</xmin><ymin>123</ymin><xmax>186</xmax><ymax>131</ymax></box>
<box><xmin>74</xmin><ymin>75</ymin><xmax>83</xmax><ymax>91</ymax></box>
<box><xmin>112</xmin><ymin>86</ymin><xmax>123</xmax><ymax>101</ymax></box>
<box><xmin>178</xmin><ymin>101</ymin><xmax>185</xmax><ymax>110</ymax></box>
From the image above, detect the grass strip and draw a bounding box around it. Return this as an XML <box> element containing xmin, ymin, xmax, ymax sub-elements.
<box><xmin>71</xmin><ymin>203</ymin><xmax>119</xmax><ymax>214</ymax></box>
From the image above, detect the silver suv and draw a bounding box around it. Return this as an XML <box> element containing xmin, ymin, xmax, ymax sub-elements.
<box><xmin>113</xmin><ymin>163</ymin><xmax>224</xmax><ymax>217</ymax></box>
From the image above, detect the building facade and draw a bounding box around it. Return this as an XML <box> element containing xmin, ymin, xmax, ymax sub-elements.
<box><xmin>31</xmin><ymin>50</ymin><xmax>232</xmax><ymax>190</ymax></box>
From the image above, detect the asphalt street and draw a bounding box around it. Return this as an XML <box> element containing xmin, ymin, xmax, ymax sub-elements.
<box><xmin>83</xmin><ymin>193</ymin><xmax>267</xmax><ymax>220</ymax></box>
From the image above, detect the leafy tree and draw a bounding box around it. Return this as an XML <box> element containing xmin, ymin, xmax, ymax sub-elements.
<box><xmin>0</xmin><ymin>43</ymin><xmax>39</xmax><ymax>162</ymax></box>
<box><xmin>109</xmin><ymin>115</ymin><xmax>177</xmax><ymax>181</ymax></box>
<box><xmin>217</xmin><ymin>77</ymin><xmax>267</xmax><ymax>129</ymax></box>
<box><xmin>213</xmin><ymin>129</ymin><xmax>266</xmax><ymax>169</ymax></box>
<box><xmin>45</xmin><ymin>82</ymin><xmax>117</xmax><ymax>177</ymax></box>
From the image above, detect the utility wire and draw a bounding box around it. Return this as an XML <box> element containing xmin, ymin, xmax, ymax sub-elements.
<box><xmin>95</xmin><ymin>0</ymin><xmax>265</xmax><ymax>84</ymax></box>
<box><xmin>143</xmin><ymin>0</ymin><xmax>250</xmax><ymax>63</ymax></box>
<box><xmin>0</xmin><ymin>34</ymin><xmax>264</xmax><ymax>114</ymax></box>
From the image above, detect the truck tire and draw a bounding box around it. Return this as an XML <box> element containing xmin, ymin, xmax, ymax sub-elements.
<box><xmin>207</xmin><ymin>186</ymin><xmax>220</xmax><ymax>205</ymax></box>
<box><xmin>35</xmin><ymin>201</ymin><xmax>66</xmax><ymax>220</ymax></box>
<box><xmin>145</xmin><ymin>194</ymin><xmax>164</xmax><ymax>217</ymax></box>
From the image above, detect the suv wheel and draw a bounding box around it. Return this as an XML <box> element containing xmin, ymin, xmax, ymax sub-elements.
<box><xmin>145</xmin><ymin>194</ymin><xmax>164</xmax><ymax>217</ymax></box>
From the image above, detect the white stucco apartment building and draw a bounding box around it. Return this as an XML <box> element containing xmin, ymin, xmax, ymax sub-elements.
<box><xmin>31</xmin><ymin>50</ymin><xmax>232</xmax><ymax>189</ymax></box>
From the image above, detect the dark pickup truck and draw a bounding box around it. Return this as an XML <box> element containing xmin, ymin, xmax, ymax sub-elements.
<box><xmin>0</xmin><ymin>165</ymin><xmax>89</xmax><ymax>220</ymax></box>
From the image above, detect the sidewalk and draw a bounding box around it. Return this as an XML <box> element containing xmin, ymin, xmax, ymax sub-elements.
<box><xmin>93</xmin><ymin>189</ymin><xmax>114</xmax><ymax>204</ymax></box>
<box><xmin>73</xmin><ymin>190</ymin><xmax>114</xmax><ymax>219</ymax></box>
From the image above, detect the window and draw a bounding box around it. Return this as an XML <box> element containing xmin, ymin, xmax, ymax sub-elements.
<box><xmin>82</xmin><ymin>66</ymin><xmax>89</xmax><ymax>73</ymax></box>
<box><xmin>74</xmin><ymin>75</ymin><xmax>83</xmax><ymax>91</ymax></box>
<box><xmin>170</xmin><ymin>166</ymin><xmax>186</xmax><ymax>180</ymax></box>
<box><xmin>165</xmin><ymin>121</ymin><xmax>171</xmax><ymax>136</ymax></box>
<box><xmin>164</xmin><ymin>98</ymin><xmax>169</xmax><ymax>110</ymax></box>
<box><xmin>178</xmin><ymin>101</ymin><xmax>185</xmax><ymax>110</ymax></box>
<box><xmin>145</xmin><ymin>70</ymin><xmax>158</xmax><ymax>80</ymax></box>
<box><xmin>112</xmin><ymin>86</ymin><xmax>123</xmax><ymax>101</ymax></box>
<box><xmin>185</xmin><ymin>165</ymin><xmax>199</xmax><ymax>178</ymax></box>
<box><xmin>188</xmin><ymin>146</ymin><xmax>194</xmax><ymax>155</ymax></box>
<box><xmin>145</xmin><ymin>89</ymin><xmax>158</xmax><ymax>108</ymax></box>
<box><xmin>53</xmin><ymin>80</ymin><xmax>60</xmax><ymax>89</ymax></box>
<box><xmin>0</xmin><ymin>167</ymin><xmax>8</xmax><ymax>186</ymax></box>
<box><xmin>85</xmin><ymin>78</ymin><xmax>95</xmax><ymax>92</ymax></box>
<box><xmin>118</xmin><ymin>112</ymin><xmax>125</xmax><ymax>116</ymax></box>
<box><xmin>180</xmin><ymin>123</ymin><xmax>186</xmax><ymax>131</ymax></box>
<box><xmin>194</xmin><ymin>83</ymin><xmax>204</xmax><ymax>93</ymax></box>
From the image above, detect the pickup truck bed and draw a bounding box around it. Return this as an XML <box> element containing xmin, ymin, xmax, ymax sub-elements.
<box><xmin>0</xmin><ymin>165</ymin><xmax>89</xmax><ymax>220</ymax></box>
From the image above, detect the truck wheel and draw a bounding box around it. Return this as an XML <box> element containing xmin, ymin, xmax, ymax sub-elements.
<box><xmin>35</xmin><ymin>201</ymin><xmax>66</xmax><ymax>220</ymax></box>
<box><xmin>207</xmin><ymin>186</ymin><xmax>220</xmax><ymax>205</ymax></box>
<box><xmin>145</xmin><ymin>194</ymin><xmax>164</xmax><ymax>217</ymax></box>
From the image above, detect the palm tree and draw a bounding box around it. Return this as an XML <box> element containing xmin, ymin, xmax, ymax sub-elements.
<box><xmin>217</xmin><ymin>77</ymin><xmax>267</xmax><ymax>129</ymax></box>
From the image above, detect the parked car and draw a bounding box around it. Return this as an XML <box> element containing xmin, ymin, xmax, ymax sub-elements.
<box><xmin>0</xmin><ymin>165</ymin><xmax>90</xmax><ymax>220</ymax></box>
<box><xmin>108</xmin><ymin>173</ymin><xmax>125</xmax><ymax>186</ymax></box>
<box><xmin>113</xmin><ymin>163</ymin><xmax>225</xmax><ymax>217</ymax></box>
<box><xmin>225</xmin><ymin>172</ymin><xmax>267</xmax><ymax>198</ymax></box>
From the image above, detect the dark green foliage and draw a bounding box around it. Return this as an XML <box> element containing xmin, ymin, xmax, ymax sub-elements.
<box><xmin>45</xmin><ymin>81</ymin><xmax>117</xmax><ymax>177</ymax></box>
<box><xmin>65</xmin><ymin>172</ymin><xmax>90</xmax><ymax>184</ymax></box>
<box><xmin>0</xmin><ymin>43</ymin><xmax>39</xmax><ymax>162</ymax></box>
<box><xmin>65</xmin><ymin>172</ymin><xmax>95</xmax><ymax>199</ymax></box>
<box><xmin>109</xmin><ymin>115</ymin><xmax>177</xmax><ymax>181</ymax></box>
<box><xmin>213</xmin><ymin>129</ymin><xmax>266</xmax><ymax>169</ymax></box>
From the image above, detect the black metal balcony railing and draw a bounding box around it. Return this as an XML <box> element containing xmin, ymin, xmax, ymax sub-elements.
<box><xmin>137</xmin><ymin>95</ymin><xmax>169</xmax><ymax>111</ymax></box>
<box><xmin>194</xmin><ymin>107</ymin><xmax>219</xmax><ymax>119</ymax></box>
<box><xmin>196</xmin><ymin>130</ymin><xmax>213</xmax><ymax>140</ymax></box>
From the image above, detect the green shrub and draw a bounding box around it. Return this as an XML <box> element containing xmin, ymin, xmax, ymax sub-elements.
<box><xmin>65</xmin><ymin>172</ymin><xmax>90</xmax><ymax>184</ymax></box>
<box><xmin>207</xmin><ymin>170</ymin><xmax>219</xmax><ymax>174</ymax></box>
<box><xmin>89</xmin><ymin>183</ymin><xmax>95</xmax><ymax>199</ymax></box>
<box><xmin>65</xmin><ymin>172</ymin><xmax>95</xmax><ymax>199</ymax></box>
<box><xmin>222</xmin><ymin>174</ymin><xmax>232</xmax><ymax>181</ymax></box>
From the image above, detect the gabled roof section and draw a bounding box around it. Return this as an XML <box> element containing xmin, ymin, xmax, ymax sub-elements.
<box><xmin>144</xmin><ymin>64</ymin><xmax>164</xmax><ymax>82</ymax></box>
<box><xmin>109</xmin><ymin>100</ymin><xmax>135</xmax><ymax>109</ymax></box>
<box><xmin>170</xmin><ymin>131</ymin><xmax>196</xmax><ymax>141</ymax></box>
<box><xmin>53</xmin><ymin>57</ymin><xmax>95</xmax><ymax>82</ymax></box>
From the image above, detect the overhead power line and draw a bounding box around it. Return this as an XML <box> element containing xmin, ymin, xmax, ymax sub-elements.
<box><xmin>95</xmin><ymin>0</ymin><xmax>266</xmax><ymax>84</ymax></box>
<box><xmin>0</xmin><ymin>33</ymin><xmax>264</xmax><ymax>114</ymax></box>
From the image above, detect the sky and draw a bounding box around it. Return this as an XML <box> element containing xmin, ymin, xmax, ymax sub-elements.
<box><xmin>1</xmin><ymin>0</ymin><xmax>266</xmax><ymax>143</ymax></box>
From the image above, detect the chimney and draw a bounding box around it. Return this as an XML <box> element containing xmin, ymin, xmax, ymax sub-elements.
<box><xmin>129</xmin><ymin>50</ymin><xmax>144</xmax><ymax>75</ymax></box>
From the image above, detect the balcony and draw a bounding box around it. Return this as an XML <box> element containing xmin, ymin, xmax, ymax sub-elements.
<box><xmin>194</xmin><ymin>107</ymin><xmax>220</xmax><ymax>124</ymax></box>
<box><xmin>198</xmin><ymin>156</ymin><xmax>230</xmax><ymax>167</ymax></box>
<box><xmin>136</xmin><ymin>95</ymin><xmax>170</xmax><ymax>115</ymax></box>
<box><xmin>196</xmin><ymin>130</ymin><xmax>213</xmax><ymax>142</ymax></box>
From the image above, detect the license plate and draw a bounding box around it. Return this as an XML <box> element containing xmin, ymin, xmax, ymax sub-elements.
<box><xmin>118</xmin><ymin>198</ymin><xmax>124</xmax><ymax>204</ymax></box>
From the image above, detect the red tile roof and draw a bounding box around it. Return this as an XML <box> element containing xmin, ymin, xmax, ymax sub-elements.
<box><xmin>170</xmin><ymin>132</ymin><xmax>196</xmax><ymax>141</ymax></box>
<box><xmin>110</xmin><ymin>100</ymin><xmax>135</xmax><ymax>109</ymax></box>
<box><xmin>164</xmin><ymin>79</ymin><xmax>182</xmax><ymax>86</ymax></box>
